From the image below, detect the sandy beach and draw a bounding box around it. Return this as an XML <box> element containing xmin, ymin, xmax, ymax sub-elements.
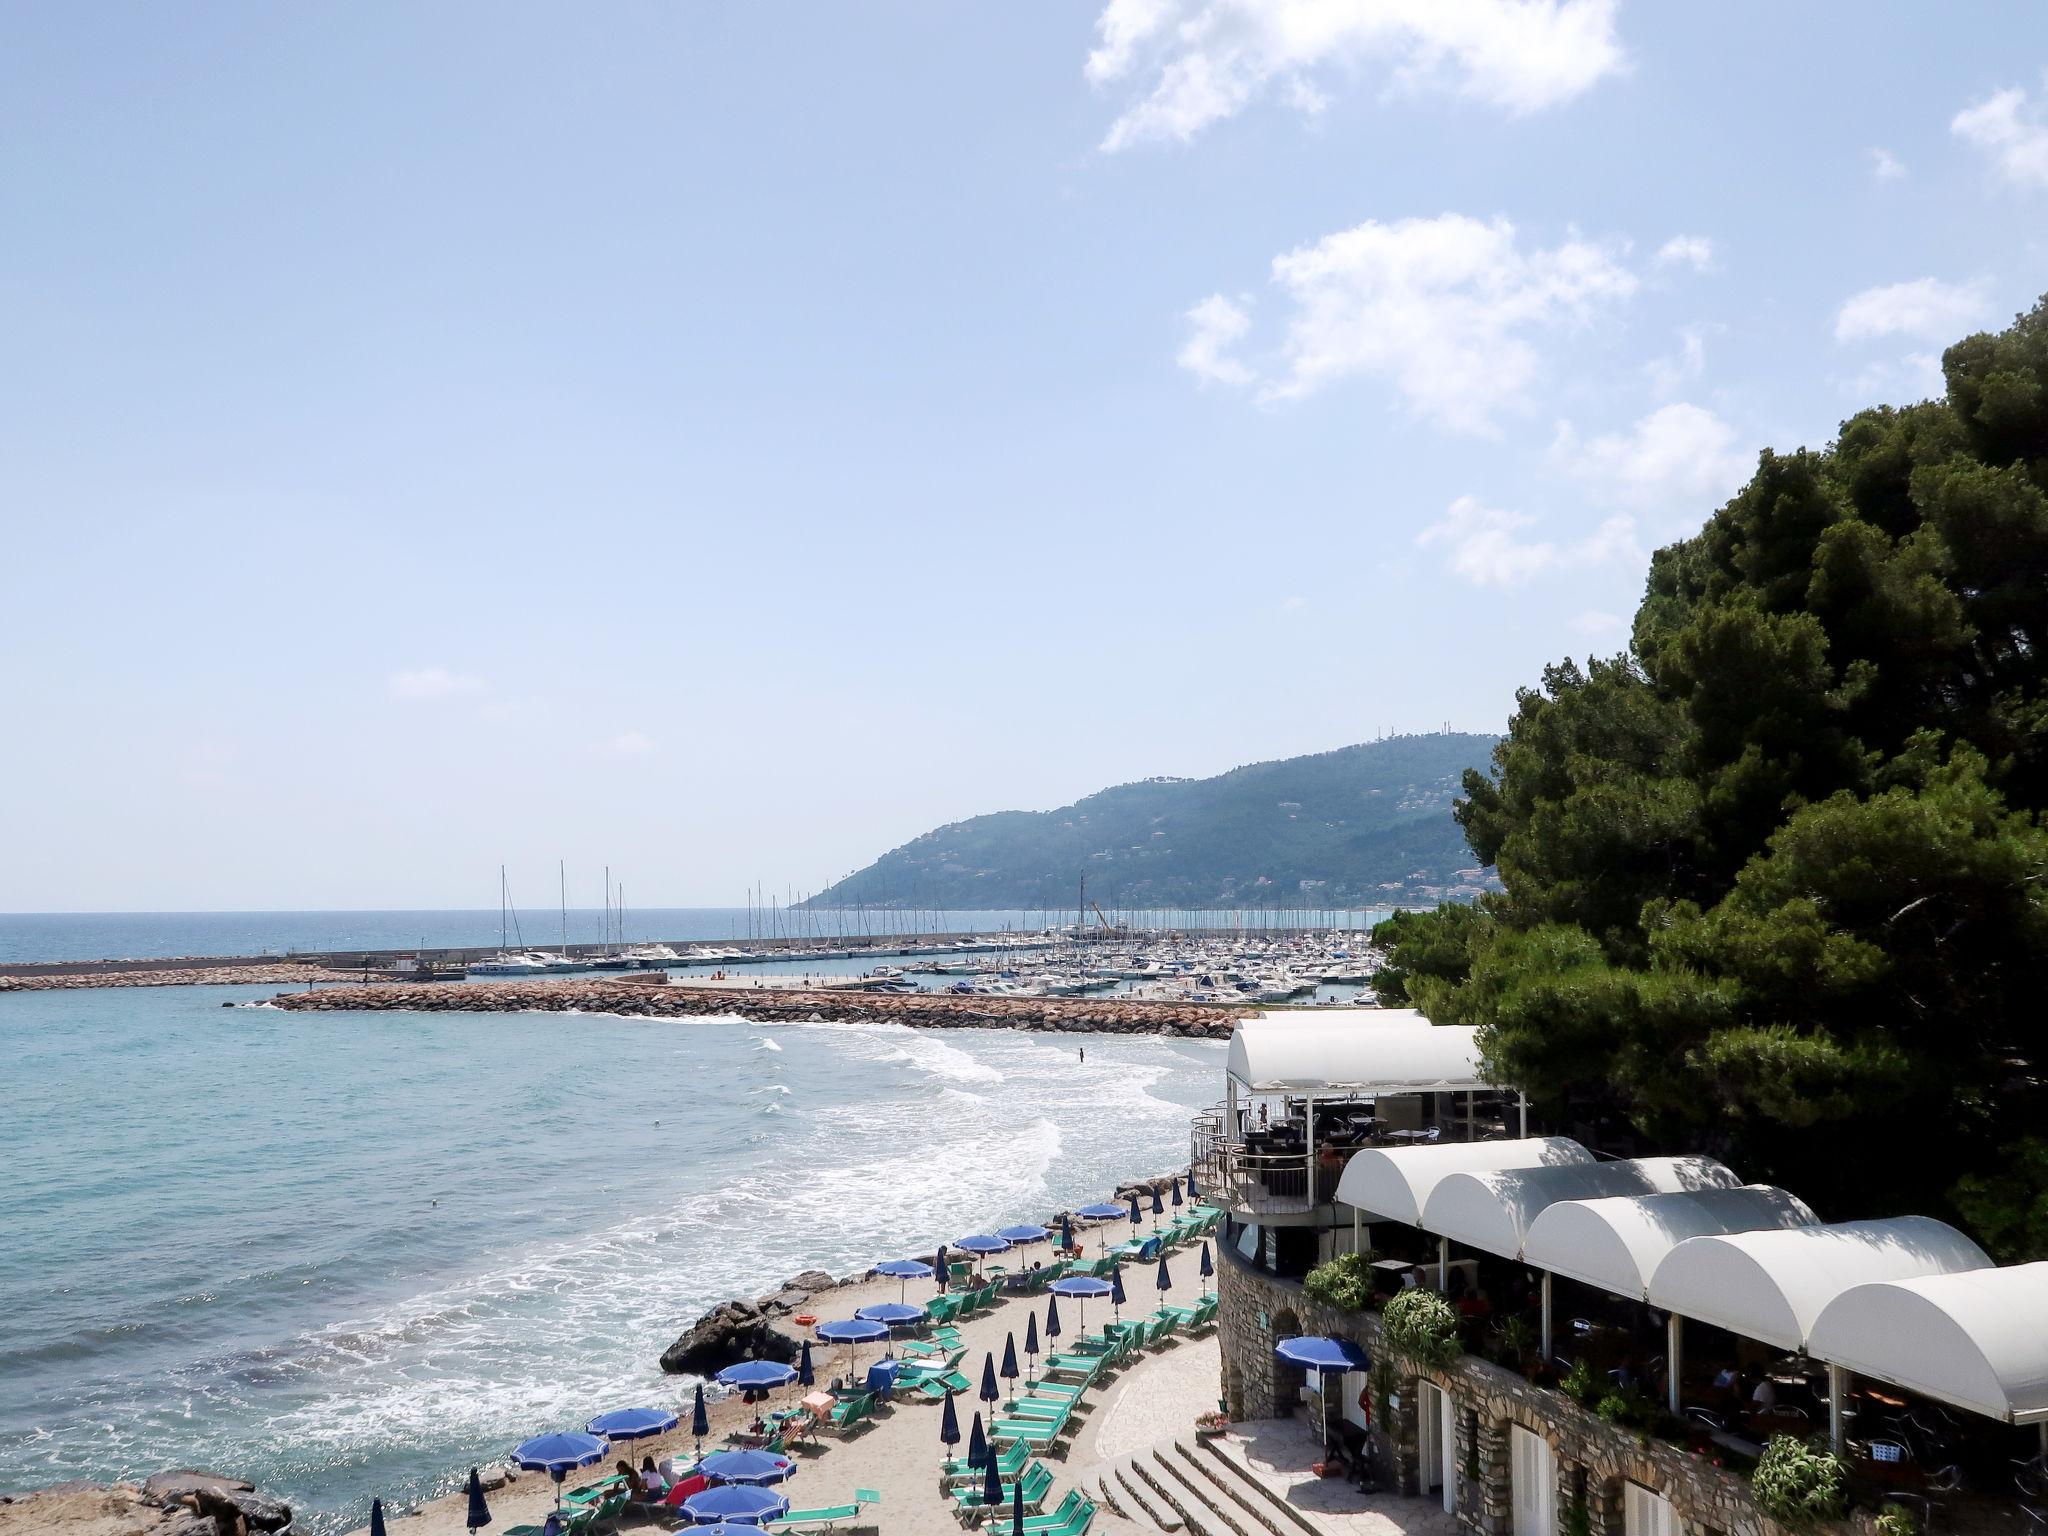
<box><xmin>358</xmin><ymin>1245</ymin><xmax>1216</xmax><ymax>1536</ymax></box>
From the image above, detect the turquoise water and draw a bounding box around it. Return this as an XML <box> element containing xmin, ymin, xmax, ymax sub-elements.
<box><xmin>0</xmin><ymin>983</ymin><xmax>1224</xmax><ymax>1531</ymax></box>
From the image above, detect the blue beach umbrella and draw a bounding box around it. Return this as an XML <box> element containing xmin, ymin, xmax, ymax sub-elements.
<box><xmin>1044</xmin><ymin>1294</ymin><xmax>1062</xmax><ymax>1340</ymax></box>
<box><xmin>817</xmin><ymin>1317</ymin><xmax>889</xmax><ymax>1378</ymax></box>
<box><xmin>855</xmin><ymin>1301</ymin><xmax>926</xmax><ymax>1329</ymax></box>
<box><xmin>1013</xmin><ymin>1471</ymin><xmax>1026</xmax><ymax>1536</ymax></box>
<box><xmin>1023</xmin><ymin>1313</ymin><xmax>1040</xmax><ymax>1380</ymax></box>
<box><xmin>1150</xmin><ymin>1187</ymin><xmax>1165</xmax><ymax>1220</ymax></box>
<box><xmin>370</xmin><ymin>1498</ymin><xmax>388</xmax><ymax>1536</ymax></box>
<box><xmin>999</xmin><ymin>1333</ymin><xmax>1019</xmax><ymax>1403</ymax></box>
<box><xmin>511</xmin><ymin>1433</ymin><xmax>608</xmax><ymax>1511</ymax></box>
<box><xmin>996</xmin><ymin>1223</ymin><xmax>1050</xmax><ymax>1247</ymax></box>
<box><xmin>1126</xmin><ymin>1191</ymin><xmax>1142</xmax><ymax>1226</ymax></box>
<box><xmin>692</xmin><ymin>1383</ymin><xmax>710</xmax><ymax>1449</ymax></box>
<box><xmin>587</xmin><ymin>1407</ymin><xmax>679</xmax><ymax>1441</ymax></box>
<box><xmin>953</xmin><ymin>1234</ymin><xmax>1013</xmax><ymax>1274</ymax></box>
<box><xmin>797</xmin><ymin>1341</ymin><xmax>815</xmax><ymax>1389</ymax></box>
<box><xmin>1059</xmin><ymin>1213</ymin><xmax>1075</xmax><ymax>1251</ymax></box>
<box><xmin>1049</xmin><ymin>1275</ymin><xmax>1108</xmax><ymax>1333</ymax></box>
<box><xmin>465</xmin><ymin>1467</ymin><xmax>491</xmax><ymax>1531</ymax></box>
<box><xmin>978</xmin><ymin>1352</ymin><xmax>1000</xmax><ymax>1417</ymax></box>
<box><xmin>1274</xmin><ymin>1336</ymin><xmax>1372</xmax><ymax>1374</ymax></box>
<box><xmin>697</xmin><ymin>1449</ymin><xmax>796</xmax><ymax>1486</ymax></box>
<box><xmin>940</xmin><ymin>1390</ymin><xmax>961</xmax><ymax>1463</ymax></box>
<box><xmin>716</xmin><ymin>1360</ymin><xmax>798</xmax><ymax>1392</ymax></box>
<box><xmin>693</xmin><ymin>1526</ymin><xmax>775</xmax><ymax>1536</ymax></box>
<box><xmin>967</xmin><ymin>1411</ymin><xmax>988</xmax><ymax>1470</ymax></box>
<box><xmin>1156</xmin><ymin>1254</ymin><xmax>1173</xmax><ymax>1295</ymax></box>
<box><xmin>682</xmin><ymin>1484</ymin><xmax>792</xmax><ymax>1526</ymax></box>
<box><xmin>1186</xmin><ymin>1169</ymin><xmax>1199</xmax><ymax>1201</ymax></box>
<box><xmin>874</xmin><ymin>1257</ymin><xmax>934</xmax><ymax>1304</ymax></box>
<box><xmin>982</xmin><ymin>1447</ymin><xmax>1003</xmax><ymax>1512</ymax></box>
<box><xmin>1199</xmin><ymin>1242</ymin><xmax>1214</xmax><ymax>1290</ymax></box>
<box><xmin>1170</xmin><ymin>1179</ymin><xmax>1184</xmax><ymax>1208</ymax></box>
<box><xmin>1076</xmin><ymin>1202</ymin><xmax>1126</xmax><ymax>1252</ymax></box>
<box><xmin>1110</xmin><ymin>1264</ymin><xmax>1127</xmax><ymax>1319</ymax></box>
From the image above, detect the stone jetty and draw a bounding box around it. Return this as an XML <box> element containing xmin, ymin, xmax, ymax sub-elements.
<box><xmin>266</xmin><ymin>977</ymin><xmax>1240</xmax><ymax>1037</ymax></box>
<box><xmin>0</xmin><ymin>1469</ymin><xmax>291</xmax><ymax>1535</ymax></box>
<box><xmin>0</xmin><ymin>962</ymin><xmax>338</xmax><ymax>992</ymax></box>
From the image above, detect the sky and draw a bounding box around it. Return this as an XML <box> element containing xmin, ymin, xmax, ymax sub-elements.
<box><xmin>3</xmin><ymin>2</ymin><xmax>2046</xmax><ymax>911</ymax></box>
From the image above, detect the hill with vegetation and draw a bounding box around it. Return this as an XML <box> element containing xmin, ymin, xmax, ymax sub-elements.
<box><xmin>1377</xmin><ymin>297</ymin><xmax>2048</xmax><ymax>1258</ymax></box>
<box><xmin>807</xmin><ymin>733</ymin><xmax>1499</xmax><ymax>913</ymax></box>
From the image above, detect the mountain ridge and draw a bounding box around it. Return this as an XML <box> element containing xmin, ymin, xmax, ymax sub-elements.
<box><xmin>807</xmin><ymin>732</ymin><xmax>1500</xmax><ymax>911</ymax></box>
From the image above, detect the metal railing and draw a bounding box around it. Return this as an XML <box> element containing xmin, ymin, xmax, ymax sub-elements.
<box><xmin>1191</xmin><ymin>1104</ymin><xmax>1330</xmax><ymax>1216</ymax></box>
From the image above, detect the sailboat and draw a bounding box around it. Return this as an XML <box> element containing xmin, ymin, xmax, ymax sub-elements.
<box><xmin>470</xmin><ymin>867</ymin><xmax>550</xmax><ymax>975</ymax></box>
<box><xmin>588</xmin><ymin>869</ymin><xmax>637</xmax><ymax>969</ymax></box>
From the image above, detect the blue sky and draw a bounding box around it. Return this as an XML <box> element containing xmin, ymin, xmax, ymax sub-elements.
<box><xmin>4</xmin><ymin>2</ymin><xmax>2045</xmax><ymax>910</ymax></box>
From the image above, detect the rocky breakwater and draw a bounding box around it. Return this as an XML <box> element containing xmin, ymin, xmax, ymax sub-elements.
<box><xmin>266</xmin><ymin>978</ymin><xmax>1239</xmax><ymax>1038</ymax></box>
<box><xmin>1</xmin><ymin>963</ymin><xmax>338</xmax><ymax>992</ymax></box>
<box><xmin>0</xmin><ymin>1470</ymin><xmax>291</xmax><ymax>1536</ymax></box>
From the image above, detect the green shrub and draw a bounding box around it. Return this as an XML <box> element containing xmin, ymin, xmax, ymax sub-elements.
<box><xmin>1562</xmin><ymin>1498</ymin><xmax>1591</xmax><ymax>1536</ymax></box>
<box><xmin>1381</xmin><ymin>1288</ymin><xmax>1462</xmax><ymax>1367</ymax></box>
<box><xmin>1303</xmin><ymin>1252</ymin><xmax>1379</xmax><ymax>1311</ymax></box>
<box><xmin>1751</xmin><ymin>1436</ymin><xmax>1847</xmax><ymax>1524</ymax></box>
<box><xmin>1875</xmin><ymin>1507</ymin><xmax>1919</xmax><ymax>1536</ymax></box>
<box><xmin>1595</xmin><ymin>1393</ymin><xmax>1633</xmax><ymax>1425</ymax></box>
<box><xmin>1559</xmin><ymin>1358</ymin><xmax>1598</xmax><ymax>1405</ymax></box>
<box><xmin>1491</xmin><ymin>1315</ymin><xmax>1536</xmax><ymax>1366</ymax></box>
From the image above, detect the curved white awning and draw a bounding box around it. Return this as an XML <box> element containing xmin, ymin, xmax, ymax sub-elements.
<box><xmin>1225</xmin><ymin>1013</ymin><xmax>1485</xmax><ymax>1094</ymax></box>
<box><xmin>1335</xmin><ymin>1137</ymin><xmax>1593</xmax><ymax>1226</ymax></box>
<box><xmin>1808</xmin><ymin>1263</ymin><xmax>2048</xmax><ymax>1425</ymax></box>
<box><xmin>1647</xmin><ymin>1217</ymin><xmax>1993</xmax><ymax>1352</ymax></box>
<box><xmin>1522</xmin><ymin>1185</ymin><xmax>1817</xmax><ymax>1299</ymax></box>
<box><xmin>1423</xmin><ymin>1156</ymin><xmax>1741</xmax><ymax>1261</ymax></box>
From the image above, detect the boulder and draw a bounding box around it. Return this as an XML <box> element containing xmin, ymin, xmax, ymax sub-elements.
<box><xmin>211</xmin><ymin>1489</ymin><xmax>293</xmax><ymax>1531</ymax></box>
<box><xmin>660</xmin><ymin>1299</ymin><xmax>799</xmax><ymax>1376</ymax></box>
<box><xmin>143</xmin><ymin>1471</ymin><xmax>255</xmax><ymax>1505</ymax></box>
<box><xmin>784</xmin><ymin>1269</ymin><xmax>834</xmax><ymax>1293</ymax></box>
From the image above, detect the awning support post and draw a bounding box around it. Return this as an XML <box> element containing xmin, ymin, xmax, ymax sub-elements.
<box><xmin>1438</xmin><ymin>1236</ymin><xmax>1449</xmax><ymax>1293</ymax></box>
<box><xmin>1667</xmin><ymin>1315</ymin><xmax>1683</xmax><ymax>1416</ymax></box>
<box><xmin>1351</xmin><ymin>1208</ymin><xmax>1360</xmax><ymax>1255</ymax></box>
<box><xmin>1517</xmin><ymin>1093</ymin><xmax>1528</xmax><ymax>1138</ymax></box>
<box><xmin>1540</xmin><ymin>1273</ymin><xmax>1552</xmax><ymax>1359</ymax></box>
<box><xmin>1828</xmin><ymin>1364</ymin><xmax>1847</xmax><ymax>1454</ymax></box>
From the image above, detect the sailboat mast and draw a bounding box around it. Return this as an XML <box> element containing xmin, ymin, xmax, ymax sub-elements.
<box><xmin>559</xmin><ymin>860</ymin><xmax>568</xmax><ymax>956</ymax></box>
<box><xmin>499</xmin><ymin>864</ymin><xmax>508</xmax><ymax>951</ymax></box>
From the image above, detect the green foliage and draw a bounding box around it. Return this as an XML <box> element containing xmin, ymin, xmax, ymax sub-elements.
<box><xmin>1489</xmin><ymin>1315</ymin><xmax>1537</xmax><ymax>1367</ymax></box>
<box><xmin>1751</xmin><ymin>1437</ymin><xmax>1848</xmax><ymax>1524</ymax></box>
<box><xmin>1439</xmin><ymin>300</ymin><xmax>2048</xmax><ymax>1240</ymax></box>
<box><xmin>1562</xmin><ymin>1495</ymin><xmax>1592</xmax><ymax>1536</ymax></box>
<box><xmin>1371</xmin><ymin>903</ymin><xmax>1487</xmax><ymax>1004</ymax></box>
<box><xmin>807</xmin><ymin>733</ymin><xmax>1499</xmax><ymax>911</ymax></box>
<box><xmin>1303</xmin><ymin>1252</ymin><xmax>1380</xmax><ymax>1311</ymax></box>
<box><xmin>1380</xmin><ymin>1288</ymin><xmax>1462</xmax><ymax>1367</ymax></box>
<box><xmin>1595</xmin><ymin>1393</ymin><xmax>1632</xmax><ymax>1425</ymax></box>
<box><xmin>1559</xmin><ymin>1358</ymin><xmax>1598</xmax><ymax>1406</ymax></box>
<box><xmin>1876</xmin><ymin>1506</ymin><xmax>1920</xmax><ymax>1536</ymax></box>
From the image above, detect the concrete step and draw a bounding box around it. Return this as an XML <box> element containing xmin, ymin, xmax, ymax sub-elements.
<box><xmin>1125</xmin><ymin>1451</ymin><xmax>1220</xmax><ymax>1536</ymax></box>
<box><xmin>1188</xmin><ymin>1436</ymin><xmax>1324</xmax><ymax>1536</ymax></box>
<box><xmin>1149</xmin><ymin>1445</ymin><xmax>1261</xmax><ymax>1536</ymax></box>
<box><xmin>1113</xmin><ymin>1456</ymin><xmax>1182</xmax><ymax>1533</ymax></box>
<box><xmin>1165</xmin><ymin>1441</ymin><xmax>1300</xmax><ymax>1536</ymax></box>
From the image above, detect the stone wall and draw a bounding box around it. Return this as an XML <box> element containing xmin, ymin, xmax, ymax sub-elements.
<box><xmin>1216</xmin><ymin>1240</ymin><xmax>1833</xmax><ymax>1536</ymax></box>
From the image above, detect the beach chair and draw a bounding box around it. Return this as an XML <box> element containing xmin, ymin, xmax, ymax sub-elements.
<box><xmin>823</xmin><ymin>1391</ymin><xmax>876</xmax><ymax>1435</ymax></box>
<box><xmin>1043</xmin><ymin>1352</ymin><xmax>1105</xmax><ymax>1386</ymax></box>
<box><xmin>990</xmin><ymin>1417</ymin><xmax>1064</xmax><ymax>1450</ymax></box>
<box><xmin>1002</xmin><ymin>1394</ymin><xmax>1073</xmax><ymax>1422</ymax></box>
<box><xmin>944</xmin><ymin>1439</ymin><xmax>1032</xmax><ymax>1484</ymax></box>
<box><xmin>952</xmin><ymin>1460</ymin><xmax>1056</xmax><ymax>1522</ymax></box>
<box><xmin>906</xmin><ymin>1369</ymin><xmax>973</xmax><ymax>1401</ymax></box>
<box><xmin>1020</xmin><ymin>1379</ymin><xmax>1087</xmax><ymax>1402</ymax></box>
<box><xmin>769</xmin><ymin>1488</ymin><xmax>881</xmax><ymax>1534</ymax></box>
<box><xmin>927</xmin><ymin>1294</ymin><xmax>964</xmax><ymax>1327</ymax></box>
<box><xmin>1019</xmin><ymin>1493</ymin><xmax>1095</xmax><ymax>1536</ymax></box>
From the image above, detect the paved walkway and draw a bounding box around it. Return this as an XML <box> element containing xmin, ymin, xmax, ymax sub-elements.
<box><xmin>1224</xmin><ymin>1418</ymin><xmax>1461</xmax><ymax>1536</ymax></box>
<box><xmin>1077</xmin><ymin>1334</ymin><xmax>1221</xmax><ymax>1463</ymax></box>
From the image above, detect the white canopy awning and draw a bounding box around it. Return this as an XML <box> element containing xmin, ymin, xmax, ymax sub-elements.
<box><xmin>1225</xmin><ymin>1013</ymin><xmax>1486</xmax><ymax>1094</ymax></box>
<box><xmin>1335</xmin><ymin>1137</ymin><xmax>1593</xmax><ymax>1226</ymax></box>
<box><xmin>1423</xmin><ymin>1156</ymin><xmax>1742</xmax><ymax>1262</ymax></box>
<box><xmin>1522</xmin><ymin>1185</ymin><xmax>1818</xmax><ymax>1299</ymax></box>
<box><xmin>1808</xmin><ymin>1263</ymin><xmax>2048</xmax><ymax>1425</ymax></box>
<box><xmin>1647</xmin><ymin>1217</ymin><xmax>1993</xmax><ymax>1352</ymax></box>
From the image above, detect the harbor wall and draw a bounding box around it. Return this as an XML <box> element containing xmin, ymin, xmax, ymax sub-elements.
<box><xmin>265</xmin><ymin>977</ymin><xmax>1240</xmax><ymax>1037</ymax></box>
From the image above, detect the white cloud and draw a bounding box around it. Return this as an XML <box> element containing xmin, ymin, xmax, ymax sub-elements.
<box><xmin>1415</xmin><ymin>494</ymin><xmax>1636</xmax><ymax>589</ymax></box>
<box><xmin>1869</xmin><ymin>146</ymin><xmax>1907</xmax><ymax>181</ymax></box>
<box><xmin>1952</xmin><ymin>85</ymin><xmax>2048</xmax><ymax>188</ymax></box>
<box><xmin>1280</xmin><ymin>594</ymin><xmax>1309</xmax><ymax>611</ymax></box>
<box><xmin>388</xmin><ymin>667</ymin><xmax>485</xmax><ymax>702</ymax></box>
<box><xmin>1086</xmin><ymin>0</ymin><xmax>1626</xmax><ymax>152</ymax></box>
<box><xmin>1177</xmin><ymin>294</ymin><xmax>1256</xmax><ymax>386</ymax></box>
<box><xmin>1197</xmin><ymin>213</ymin><xmax>1635</xmax><ymax>433</ymax></box>
<box><xmin>1569</xmin><ymin>609</ymin><xmax>1626</xmax><ymax>637</ymax></box>
<box><xmin>1552</xmin><ymin>402</ymin><xmax>1751</xmax><ymax>515</ymax></box>
<box><xmin>1834</xmin><ymin>277</ymin><xmax>1990</xmax><ymax>343</ymax></box>
<box><xmin>601</xmin><ymin>731</ymin><xmax>656</xmax><ymax>758</ymax></box>
<box><xmin>1845</xmin><ymin>351</ymin><xmax>1947</xmax><ymax>406</ymax></box>
<box><xmin>1654</xmin><ymin>235</ymin><xmax>1715</xmax><ymax>273</ymax></box>
<box><xmin>1643</xmin><ymin>323</ymin><xmax>1710</xmax><ymax>398</ymax></box>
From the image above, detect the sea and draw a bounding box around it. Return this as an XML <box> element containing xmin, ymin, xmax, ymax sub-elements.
<box><xmin>0</xmin><ymin>910</ymin><xmax>1254</xmax><ymax>1535</ymax></box>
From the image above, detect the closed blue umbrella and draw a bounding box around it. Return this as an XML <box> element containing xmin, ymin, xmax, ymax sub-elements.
<box><xmin>681</xmin><ymin>1484</ymin><xmax>791</xmax><ymax>1525</ymax></box>
<box><xmin>1150</xmin><ymin>1187</ymin><xmax>1165</xmax><ymax>1220</ymax></box>
<box><xmin>1186</xmin><ymin>1169</ymin><xmax>1199</xmax><ymax>1201</ymax></box>
<box><xmin>797</xmin><ymin>1341</ymin><xmax>815</xmax><ymax>1388</ymax></box>
<box><xmin>1156</xmin><ymin>1254</ymin><xmax>1173</xmax><ymax>1295</ymax></box>
<box><xmin>1045</xmin><ymin>1294</ymin><xmax>1062</xmax><ymax>1340</ymax></box>
<box><xmin>1012</xmin><ymin>1469</ymin><xmax>1025</xmax><ymax>1536</ymax></box>
<box><xmin>1199</xmin><ymin>1242</ymin><xmax>1214</xmax><ymax>1288</ymax></box>
<box><xmin>692</xmin><ymin>1383</ymin><xmax>710</xmax><ymax>1449</ymax></box>
<box><xmin>967</xmin><ymin>1411</ymin><xmax>987</xmax><ymax>1470</ymax></box>
<box><xmin>587</xmin><ymin>1407</ymin><xmax>679</xmax><ymax>1441</ymax></box>
<box><xmin>1126</xmin><ymin>1191</ymin><xmax>1142</xmax><ymax>1225</ymax></box>
<box><xmin>465</xmin><ymin>1467</ymin><xmax>491</xmax><ymax>1530</ymax></box>
<box><xmin>697</xmin><ymin>1449</ymin><xmax>796</xmax><ymax>1486</ymax></box>
<box><xmin>370</xmin><ymin>1498</ymin><xmax>388</xmax><ymax>1536</ymax></box>
<box><xmin>1023</xmin><ymin>1313</ymin><xmax>1040</xmax><ymax>1381</ymax></box>
<box><xmin>1110</xmin><ymin>1265</ymin><xmax>1127</xmax><ymax>1318</ymax></box>
<box><xmin>1059</xmin><ymin>1213</ymin><xmax>1075</xmax><ymax>1252</ymax></box>
<box><xmin>978</xmin><ymin>1352</ymin><xmax>1000</xmax><ymax>1415</ymax></box>
<box><xmin>939</xmin><ymin>1391</ymin><xmax>961</xmax><ymax>1464</ymax></box>
<box><xmin>999</xmin><ymin>1333</ymin><xmax>1019</xmax><ymax>1404</ymax></box>
<box><xmin>981</xmin><ymin>1446</ymin><xmax>1003</xmax><ymax>1512</ymax></box>
<box><xmin>511</xmin><ymin>1433</ymin><xmax>608</xmax><ymax>1512</ymax></box>
<box><xmin>1170</xmin><ymin>1179</ymin><xmax>1184</xmax><ymax>1208</ymax></box>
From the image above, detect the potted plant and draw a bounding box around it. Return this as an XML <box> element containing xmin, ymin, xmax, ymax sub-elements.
<box><xmin>1194</xmin><ymin>1409</ymin><xmax>1231</xmax><ymax>1440</ymax></box>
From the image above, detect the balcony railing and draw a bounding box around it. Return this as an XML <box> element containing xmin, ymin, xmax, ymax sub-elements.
<box><xmin>1192</xmin><ymin>1106</ymin><xmax>1335</xmax><ymax>1216</ymax></box>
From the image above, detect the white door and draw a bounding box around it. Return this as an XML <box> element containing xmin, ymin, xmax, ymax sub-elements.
<box><xmin>1511</xmin><ymin>1427</ymin><xmax>1555</xmax><ymax>1536</ymax></box>
<box><xmin>1340</xmin><ymin>1369</ymin><xmax>1369</xmax><ymax>1431</ymax></box>
<box><xmin>1440</xmin><ymin>1388</ymin><xmax>1457</xmax><ymax>1514</ymax></box>
<box><xmin>1624</xmin><ymin>1483</ymin><xmax>1678</xmax><ymax>1536</ymax></box>
<box><xmin>1417</xmin><ymin>1384</ymin><xmax>1443</xmax><ymax>1498</ymax></box>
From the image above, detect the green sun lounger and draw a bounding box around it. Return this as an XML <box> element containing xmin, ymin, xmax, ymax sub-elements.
<box><xmin>823</xmin><ymin>1392</ymin><xmax>876</xmax><ymax>1433</ymax></box>
<box><xmin>952</xmin><ymin>1460</ymin><xmax>1055</xmax><ymax>1521</ymax></box>
<box><xmin>1001</xmin><ymin>1396</ymin><xmax>1071</xmax><ymax>1422</ymax></box>
<box><xmin>908</xmin><ymin>1370</ymin><xmax>973</xmax><ymax>1400</ymax></box>
<box><xmin>944</xmin><ymin>1438</ymin><xmax>1032</xmax><ymax>1483</ymax></box>
<box><xmin>769</xmin><ymin>1488</ymin><xmax>880</xmax><ymax>1533</ymax></box>
<box><xmin>1016</xmin><ymin>1491</ymin><xmax>1092</xmax><ymax>1535</ymax></box>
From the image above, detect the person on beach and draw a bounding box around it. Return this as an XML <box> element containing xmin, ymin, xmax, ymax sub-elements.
<box><xmin>640</xmin><ymin>1456</ymin><xmax>668</xmax><ymax>1496</ymax></box>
